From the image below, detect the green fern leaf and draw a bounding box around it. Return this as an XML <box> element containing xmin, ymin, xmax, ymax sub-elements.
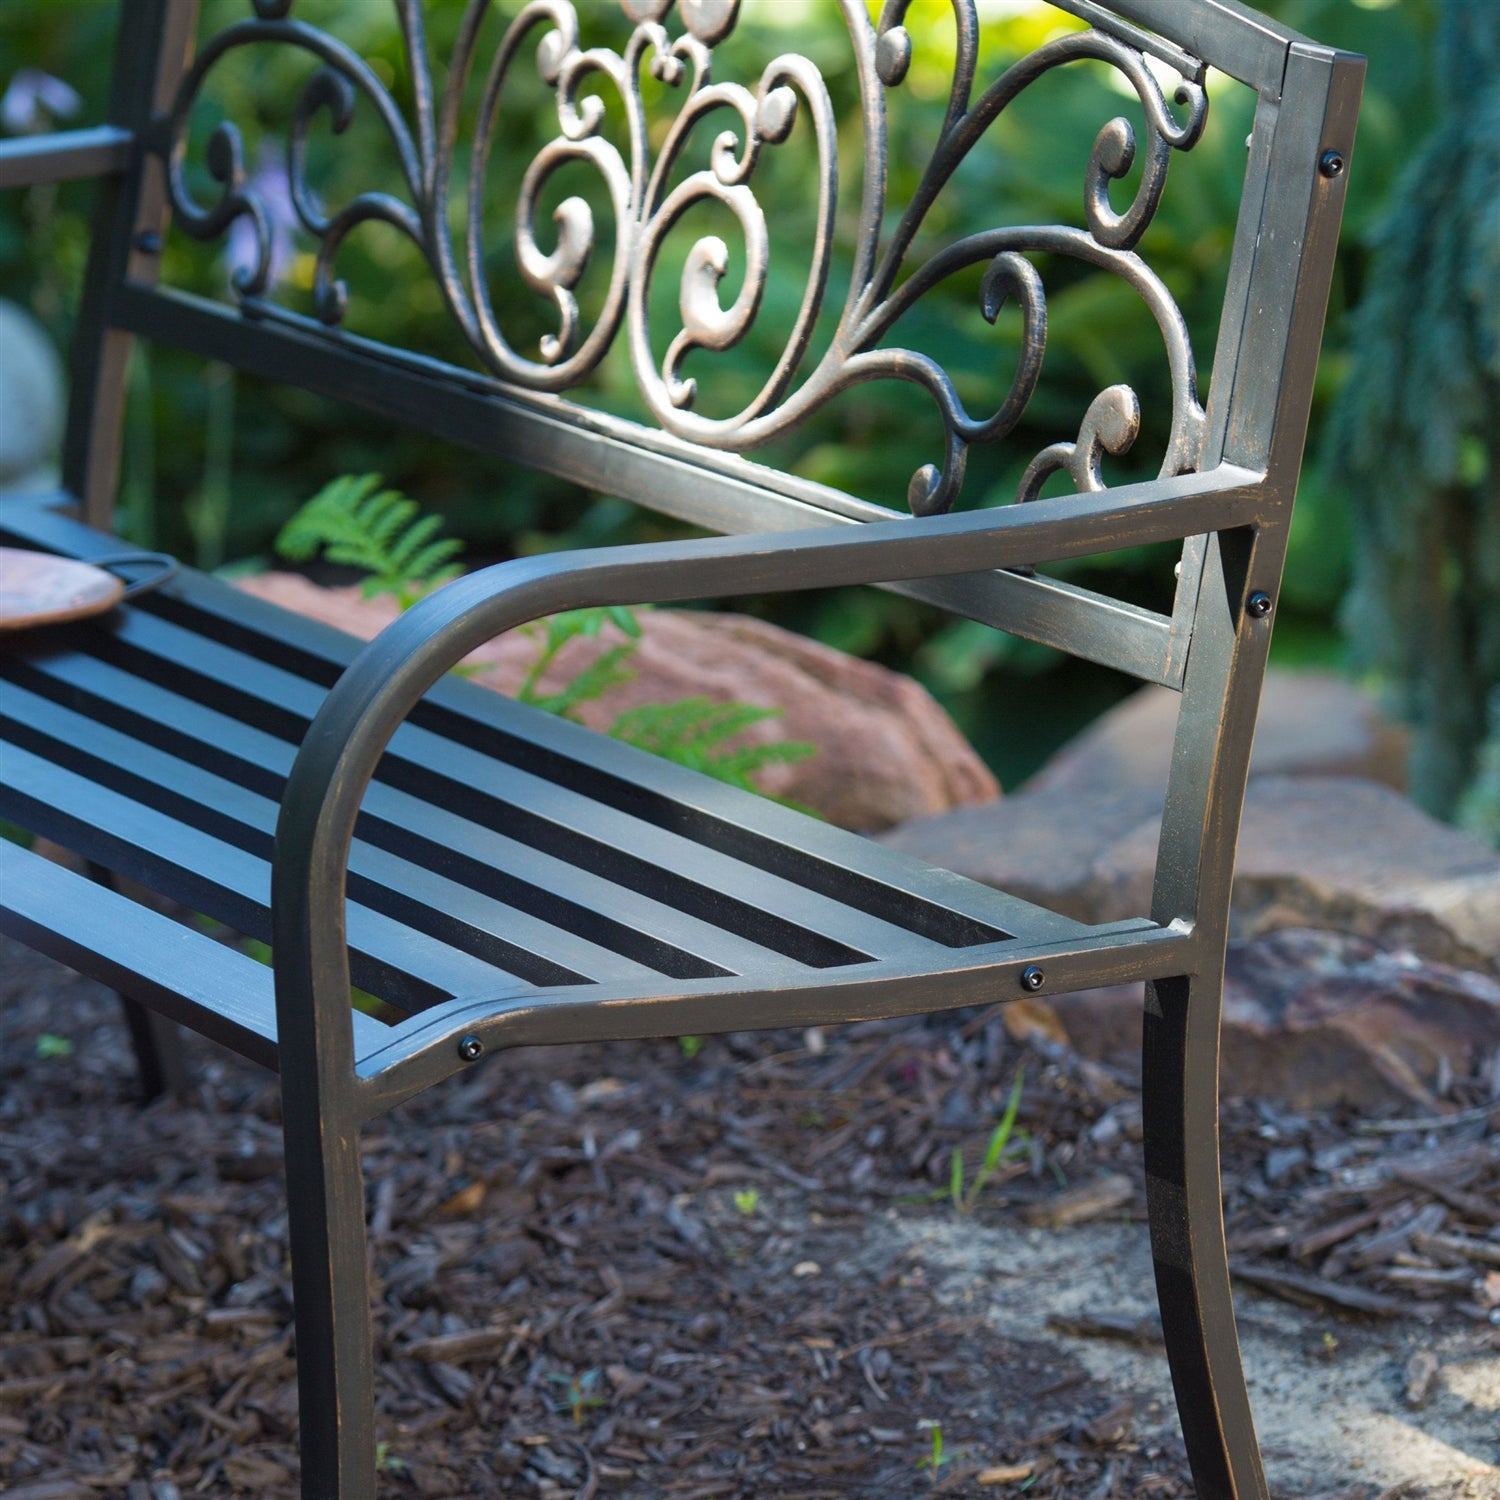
<box><xmin>275</xmin><ymin>474</ymin><xmax>464</xmax><ymax>609</ymax></box>
<box><xmin>609</xmin><ymin>696</ymin><xmax>817</xmax><ymax>796</ymax></box>
<box><xmin>525</xmin><ymin>643</ymin><xmax>638</xmax><ymax>718</ymax></box>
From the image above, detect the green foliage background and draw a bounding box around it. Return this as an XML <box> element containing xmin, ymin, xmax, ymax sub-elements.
<box><xmin>0</xmin><ymin>0</ymin><xmax>1445</xmax><ymax>788</ymax></box>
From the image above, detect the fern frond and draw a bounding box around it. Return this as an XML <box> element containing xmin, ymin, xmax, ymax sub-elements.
<box><xmin>275</xmin><ymin>473</ymin><xmax>384</xmax><ymax>561</ymax></box>
<box><xmin>609</xmin><ymin>696</ymin><xmax>817</xmax><ymax>796</ymax></box>
<box><xmin>516</xmin><ymin>607</ymin><xmax>643</xmax><ymax>708</ymax></box>
<box><xmin>275</xmin><ymin>474</ymin><xmax>464</xmax><ymax>609</ymax></box>
<box><xmin>525</xmin><ymin>643</ymin><xmax>638</xmax><ymax>718</ymax></box>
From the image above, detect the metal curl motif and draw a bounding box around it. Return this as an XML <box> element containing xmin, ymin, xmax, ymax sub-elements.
<box><xmin>162</xmin><ymin>0</ymin><xmax>1212</xmax><ymax>512</ymax></box>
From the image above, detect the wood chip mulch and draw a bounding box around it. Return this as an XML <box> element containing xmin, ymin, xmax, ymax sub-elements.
<box><xmin>2</xmin><ymin>934</ymin><xmax>1496</xmax><ymax>1498</ymax></box>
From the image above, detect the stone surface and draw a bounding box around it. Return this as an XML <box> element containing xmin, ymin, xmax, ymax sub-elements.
<box><xmin>884</xmin><ymin>770</ymin><xmax>1500</xmax><ymax>1104</ymax></box>
<box><xmin>1100</xmin><ymin>776</ymin><xmax>1500</xmax><ymax>972</ymax></box>
<box><xmin>0</xmin><ymin>299</ymin><xmax>65</xmax><ymax>491</ymax></box>
<box><xmin>234</xmin><ymin>572</ymin><xmax>998</xmax><ymax>831</ymax></box>
<box><xmin>1026</xmin><ymin>669</ymin><xmax>1410</xmax><ymax>795</ymax></box>
<box><xmin>1047</xmin><ymin>928</ymin><xmax>1500</xmax><ymax>1110</ymax></box>
<box><xmin>877</xmin><ymin>784</ymin><xmax>1164</xmax><ymax>925</ymax></box>
<box><xmin>883</xmin><ymin>775</ymin><xmax>1500</xmax><ymax>974</ymax></box>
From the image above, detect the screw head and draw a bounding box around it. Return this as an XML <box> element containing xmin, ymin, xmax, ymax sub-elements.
<box><xmin>133</xmin><ymin>230</ymin><xmax>163</xmax><ymax>255</ymax></box>
<box><xmin>1019</xmin><ymin>966</ymin><xmax>1045</xmax><ymax>993</ymax></box>
<box><xmin>1318</xmin><ymin>149</ymin><xmax>1345</xmax><ymax>179</ymax></box>
<box><xmin>457</xmin><ymin>1035</ymin><xmax>484</xmax><ymax>1062</ymax></box>
<box><xmin>1246</xmin><ymin>591</ymin><xmax>1273</xmax><ymax>619</ymax></box>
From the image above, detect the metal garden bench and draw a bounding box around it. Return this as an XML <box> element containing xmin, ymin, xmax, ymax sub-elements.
<box><xmin>0</xmin><ymin>1</ymin><xmax>1361</xmax><ymax>1495</ymax></box>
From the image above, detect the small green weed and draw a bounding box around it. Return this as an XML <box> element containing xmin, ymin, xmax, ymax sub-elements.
<box><xmin>373</xmin><ymin>1441</ymin><xmax>406</xmax><ymax>1473</ymax></box>
<box><xmin>733</xmin><ymin>1188</ymin><xmax>760</xmax><ymax>1216</ymax></box>
<box><xmin>546</xmin><ymin>1368</ymin><xmax>606</xmax><ymax>1427</ymax></box>
<box><xmin>677</xmin><ymin>1034</ymin><xmax>704</xmax><ymax>1061</ymax></box>
<box><xmin>950</xmin><ymin>1070</ymin><xmax>1029</xmax><ymax>1215</ymax></box>
<box><xmin>915</xmin><ymin>1419</ymin><xmax>953</xmax><ymax>1480</ymax></box>
<box><xmin>35</xmin><ymin>1033</ymin><xmax>74</xmax><ymax>1060</ymax></box>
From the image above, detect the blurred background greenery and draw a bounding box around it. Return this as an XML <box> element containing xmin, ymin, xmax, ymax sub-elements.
<box><xmin>3</xmin><ymin>0</ymin><xmax>1493</xmax><ymax>833</ymax></box>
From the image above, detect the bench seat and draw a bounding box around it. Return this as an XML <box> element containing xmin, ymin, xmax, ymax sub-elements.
<box><xmin>1</xmin><ymin>501</ymin><xmax>1170</xmax><ymax>1101</ymax></box>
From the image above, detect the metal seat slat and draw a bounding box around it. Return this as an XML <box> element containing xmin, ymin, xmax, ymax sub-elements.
<box><xmin>4</xmin><ymin>653</ymin><xmax>845</xmax><ymax>977</ymax></box>
<box><xmin>46</xmin><ymin>605</ymin><xmax>1009</xmax><ymax>960</ymax></box>
<box><xmin>150</xmin><ymin>570</ymin><xmax>1074</xmax><ymax>942</ymax></box>
<box><xmin>0</xmin><ymin>501</ymin><xmax>1080</xmax><ymax>945</ymax></box>
<box><xmin>0</xmin><ymin>738</ymin><xmax>505</xmax><ymax>1011</ymax></box>
<box><xmin>0</xmin><ymin>842</ymin><xmax>391</xmax><ymax>1066</ymax></box>
<box><xmin>0</xmin><ymin>679</ymin><xmax>690</xmax><ymax>986</ymax></box>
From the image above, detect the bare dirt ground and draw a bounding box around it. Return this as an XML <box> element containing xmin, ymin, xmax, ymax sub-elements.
<box><xmin>2</xmin><ymin>934</ymin><xmax>1497</xmax><ymax>1499</ymax></box>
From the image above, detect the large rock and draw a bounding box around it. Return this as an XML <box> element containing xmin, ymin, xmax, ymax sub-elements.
<box><xmin>0</xmin><ymin>299</ymin><xmax>65</xmax><ymax>492</ymax></box>
<box><xmin>1048</xmin><ymin>928</ymin><xmax>1500</xmax><ymax>1110</ymax></box>
<box><xmin>883</xmin><ymin>775</ymin><xmax>1500</xmax><ymax>974</ymax></box>
<box><xmin>234</xmin><ymin>572</ymin><xmax>998</xmax><ymax>831</ymax></box>
<box><xmin>1027</xmin><ymin>671</ymin><xmax>1409</xmax><ymax>795</ymax></box>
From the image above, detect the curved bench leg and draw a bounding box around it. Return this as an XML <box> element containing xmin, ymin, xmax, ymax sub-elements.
<box><xmin>282</xmin><ymin>1083</ymin><xmax>377</xmax><ymax>1500</ymax></box>
<box><xmin>1142</xmin><ymin>973</ymin><xmax>1269</xmax><ymax>1500</ymax></box>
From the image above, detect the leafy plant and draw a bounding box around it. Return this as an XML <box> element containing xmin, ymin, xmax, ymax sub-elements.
<box><xmin>609</xmin><ymin>698</ymin><xmax>817</xmax><ymax>796</ymax></box>
<box><xmin>733</xmin><ymin>1188</ymin><xmax>759</xmax><ymax>1216</ymax></box>
<box><xmin>949</xmin><ymin>1070</ymin><xmax>1029</xmax><ymax>1215</ymax></box>
<box><xmin>515</xmin><ymin>606</ymin><xmax>642</xmax><ymax>716</ymax></box>
<box><xmin>275</xmin><ymin>473</ymin><xmax>463</xmax><ymax>609</ymax></box>
<box><xmin>275</xmin><ymin>481</ymin><xmax>819</xmax><ymax>802</ymax></box>
<box><xmin>35</xmin><ymin>1032</ymin><xmax>74</xmax><ymax>1059</ymax></box>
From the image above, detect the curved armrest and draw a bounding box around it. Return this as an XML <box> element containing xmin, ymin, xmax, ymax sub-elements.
<box><xmin>270</xmin><ymin>462</ymin><xmax>1263</xmax><ymax>1081</ymax></box>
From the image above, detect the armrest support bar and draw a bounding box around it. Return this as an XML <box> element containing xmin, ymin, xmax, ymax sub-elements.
<box><xmin>271</xmin><ymin>463</ymin><xmax>1262</xmax><ymax>1088</ymax></box>
<box><xmin>0</xmin><ymin>127</ymin><xmax>134</xmax><ymax>190</ymax></box>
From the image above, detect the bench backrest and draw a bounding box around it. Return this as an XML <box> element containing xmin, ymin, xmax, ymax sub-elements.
<box><xmin>28</xmin><ymin>0</ymin><xmax>1360</xmax><ymax>694</ymax></box>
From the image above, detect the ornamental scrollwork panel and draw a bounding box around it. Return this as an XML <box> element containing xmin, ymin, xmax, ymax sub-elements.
<box><xmin>163</xmin><ymin>0</ymin><xmax>1212</xmax><ymax>514</ymax></box>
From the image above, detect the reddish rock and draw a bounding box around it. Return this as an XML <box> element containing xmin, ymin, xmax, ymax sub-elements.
<box><xmin>233</xmin><ymin>572</ymin><xmax>998</xmax><ymax>831</ymax></box>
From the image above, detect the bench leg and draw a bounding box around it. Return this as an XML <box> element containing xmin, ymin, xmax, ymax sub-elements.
<box><xmin>1142</xmin><ymin>972</ymin><xmax>1269</xmax><ymax>1500</ymax></box>
<box><xmin>282</xmin><ymin>1086</ymin><xmax>377</xmax><ymax>1499</ymax></box>
<box><xmin>118</xmin><ymin>993</ymin><xmax>190</xmax><ymax>1101</ymax></box>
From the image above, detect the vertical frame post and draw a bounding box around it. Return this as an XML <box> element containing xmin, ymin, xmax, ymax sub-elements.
<box><xmin>1142</xmin><ymin>38</ymin><xmax>1363</xmax><ymax>1500</ymax></box>
<box><xmin>62</xmin><ymin>0</ymin><xmax>198</xmax><ymax>531</ymax></box>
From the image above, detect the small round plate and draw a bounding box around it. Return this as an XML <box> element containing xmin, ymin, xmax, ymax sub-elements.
<box><xmin>0</xmin><ymin>547</ymin><xmax>126</xmax><ymax>630</ymax></box>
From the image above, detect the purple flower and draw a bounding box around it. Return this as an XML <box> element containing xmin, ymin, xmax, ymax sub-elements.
<box><xmin>2</xmin><ymin>69</ymin><xmax>84</xmax><ymax>135</ymax></box>
<box><xmin>226</xmin><ymin>141</ymin><xmax>300</xmax><ymax>291</ymax></box>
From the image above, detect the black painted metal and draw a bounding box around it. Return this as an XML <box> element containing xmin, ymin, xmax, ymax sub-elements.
<box><xmin>0</xmin><ymin>4</ymin><xmax>1364</xmax><ymax>1496</ymax></box>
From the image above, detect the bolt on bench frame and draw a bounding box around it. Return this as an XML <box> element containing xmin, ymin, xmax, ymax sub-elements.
<box><xmin>0</xmin><ymin>1</ymin><xmax>1362</xmax><ymax>1495</ymax></box>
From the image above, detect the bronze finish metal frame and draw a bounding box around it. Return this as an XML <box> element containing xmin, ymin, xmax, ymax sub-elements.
<box><xmin>0</xmin><ymin>3</ymin><xmax>1364</xmax><ymax>1496</ymax></box>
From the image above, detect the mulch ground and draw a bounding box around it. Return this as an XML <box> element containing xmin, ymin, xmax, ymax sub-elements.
<box><xmin>2</xmin><ymin>932</ymin><xmax>1496</xmax><ymax>1500</ymax></box>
